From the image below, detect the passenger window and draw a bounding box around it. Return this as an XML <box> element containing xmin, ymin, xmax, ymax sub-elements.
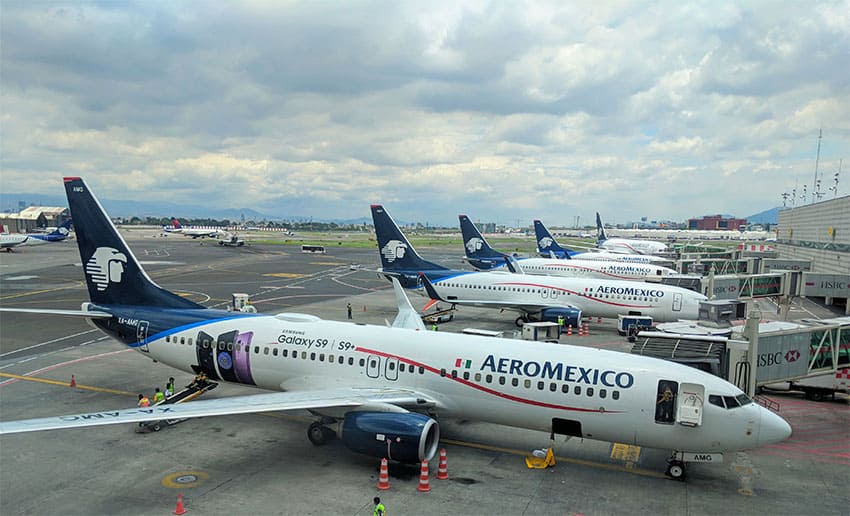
<box><xmin>574</xmin><ymin>386</ymin><xmax>581</xmax><ymax>395</ymax></box>
<box><xmin>512</xmin><ymin>378</ymin><xmax>519</xmax><ymax>387</ymax></box>
<box><xmin>549</xmin><ymin>383</ymin><xmax>557</xmax><ymax>392</ymax></box>
<box><xmin>388</xmin><ymin>361</ymin><xmax>395</xmax><ymax>370</ymax></box>
<box><xmin>310</xmin><ymin>353</ymin><xmax>316</xmax><ymax>360</ymax></box>
<box><xmin>599</xmin><ymin>389</ymin><xmax>607</xmax><ymax>399</ymax></box>
<box><xmin>254</xmin><ymin>346</ymin><xmax>260</xmax><ymax>354</ymax></box>
<box><xmin>419</xmin><ymin>367</ymin><xmax>425</xmax><ymax>374</ymax></box>
<box><xmin>283</xmin><ymin>349</ymin><xmax>288</xmax><ymax>358</ymax></box>
<box><xmin>272</xmin><ymin>348</ymin><xmax>278</xmax><ymax>356</ymax></box>
<box><xmin>537</xmin><ymin>381</ymin><xmax>544</xmax><ymax>390</ymax></box>
<box><xmin>187</xmin><ymin>338</ymin><xmax>192</xmax><ymax>346</ymax></box>
<box><xmin>264</xmin><ymin>347</ymin><xmax>269</xmax><ymax>355</ymax></box>
<box><xmin>562</xmin><ymin>384</ymin><xmax>569</xmax><ymax>393</ymax></box>
<box><xmin>486</xmin><ymin>374</ymin><xmax>493</xmax><ymax>383</ymax></box>
<box><xmin>440</xmin><ymin>368</ymin><xmax>446</xmax><ymax>377</ymax></box>
<box><xmin>463</xmin><ymin>371</ymin><xmax>469</xmax><ymax>380</ymax></box>
<box><xmin>358</xmin><ymin>358</ymin><xmax>364</xmax><ymax>366</ymax></box>
<box><xmin>612</xmin><ymin>391</ymin><xmax>620</xmax><ymax>400</ymax></box>
<box><xmin>499</xmin><ymin>376</ymin><xmax>506</xmax><ymax>385</ymax></box>
<box><xmin>475</xmin><ymin>373</ymin><xmax>482</xmax><ymax>382</ymax></box>
<box><xmin>586</xmin><ymin>387</ymin><xmax>594</xmax><ymax>397</ymax></box>
<box><xmin>524</xmin><ymin>379</ymin><xmax>531</xmax><ymax>389</ymax></box>
<box><xmin>328</xmin><ymin>354</ymin><xmax>334</xmax><ymax>362</ymax></box>
<box><xmin>451</xmin><ymin>370</ymin><xmax>457</xmax><ymax>379</ymax></box>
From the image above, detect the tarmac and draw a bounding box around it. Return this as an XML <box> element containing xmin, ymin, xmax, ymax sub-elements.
<box><xmin>1</xmin><ymin>232</ymin><xmax>848</xmax><ymax>515</ymax></box>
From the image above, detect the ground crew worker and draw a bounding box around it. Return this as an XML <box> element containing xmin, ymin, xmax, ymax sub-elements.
<box><xmin>373</xmin><ymin>496</ymin><xmax>386</xmax><ymax>516</ymax></box>
<box><xmin>165</xmin><ymin>377</ymin><xmax>175</xmax><ymax>398</ymax></box>
<box><xmin>152</xmin><ymin>387</ymin><xmax>165</xmax><ymax>404</ymax></box>
<box><xmin>347</xmin><ymin>302</ymin><xmax>352</xmax><ymax>319</ymax></box>
<box><xmin>137</xmin><ymin>394</ymin><xmax>151</xmax><ymax>407</ymax></box>
<box><xmin>432</xmin><ymin>323</ymin><xmax>438</xmax><ymax>331</ymax></box>
<box><xmin>557</xmin><ymin>315</ymin><xmax>564</xmax><ymax>328</ymax></box>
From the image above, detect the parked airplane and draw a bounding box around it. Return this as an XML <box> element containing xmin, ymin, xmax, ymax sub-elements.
<box><xmin>596</xmin><ymin>212</ymin><xmax>668</xmax><ymax>255</ymax></box>
<box><xmin>0</xmin><ymin>220</ymin><xmax>72</xmax><ymax>251</ymax></box>
<box><xmin>374</xmin><ymin>205</ymin><xmax>705</xmax><ymax>327</ymax></box>
<box><xmin>0</xmin><ymin>233</ymin><xmax>28</xmax><ymax>251</ymax></box>
<box><xmin>163</xmin><ymin>218</ymin><xmax>220</xmax><ymax>238</ymax></box>
<box><xmin>0</xmin><ymin>179</ymin><xmax>792</xmax><ymax>480</ymax></box>
<box><xmin>460</xmin><ymin>215</ymin><xmax>675</xmax><ymax>281</ymax></box>
<box><xmin>535</xmin><ymin>220</ymin><xmax>669</xmax><ymax>264</ymax></box>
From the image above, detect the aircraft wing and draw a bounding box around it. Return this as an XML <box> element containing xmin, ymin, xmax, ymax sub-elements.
<box><xmin>0</xmin><ymin>308</ymin><xmax>112</xmax><ymax>319</ymax></box>
<box><xmin>0</xmin><ymin>387</ymin><xmax>438</xmax><ymax>435</ymax></box>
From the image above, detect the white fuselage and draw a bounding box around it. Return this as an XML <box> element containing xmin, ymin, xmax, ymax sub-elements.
<box><xmin>599</xmin><ymin>238</ymin><xmax>668</xmax><ymax>255</ymax></box>
<box><xmin>514</xmin><ymin>258</ymin><xmax>676</xmax><ymax>281</ymax></box>
<box><xmin>424</xmin><ymin>271</ymin><xmax>705</xmax><ymax>322</ymax></box>
<box><xmin>142</xmin><ymin>315</ymin><xmax>788</xmax><ymax>453</ymax></box>
<box><xmin>0</xmin><ymin>233</ymin><xmax>29</xmax><ymax>249</ymax></box>
<box><xmin>570</xmin><ymin>251</ymin><xmax>670</xmax><ymax>265</ymax></box>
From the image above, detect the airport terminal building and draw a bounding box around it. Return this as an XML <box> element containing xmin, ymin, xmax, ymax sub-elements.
<box><xmin>776</xmin><ymin>195</ymin><xmax>850</xmax><ymax>274</ymax></box>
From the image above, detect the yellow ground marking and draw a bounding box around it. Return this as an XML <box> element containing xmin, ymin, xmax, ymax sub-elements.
<box><xmin>610</xmin><ymin>443</ymin><xmax>642</xmax><ymax>463</ymax></box>
<box><xmin>310</xmin><ymin>261</ymin><xmax>343</xmax><ymax>266</ymax></box>
<box><xmin>263</xmin><ymin>272</ymin><xmax>305</xmax><ymax>278</ymax></box>
<box><xmin>0</xmin><ymin>281</ymin><xmax>85</xmax><ymax>301</ymax></box>
<box><xmin>0</xmin><ymin>372</ymin><xmax>136</xmax><ymax>396</ymax></box>
<box><xmin>162</xmin><ymin>471</ymin><xmax>210</xmax><ymax>489</ymax></box>
<box><xmin>440</xmin><ymin>438</ymin><xmax>666</xmax><ymax>478</ymax></box>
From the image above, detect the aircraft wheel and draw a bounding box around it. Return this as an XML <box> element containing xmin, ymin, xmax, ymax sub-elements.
<box><xmin>152</xmin><ymin>423</ymin><xmax>162</xmax><ymax>432</ymax></box>
<box><xmin>307</xmin><ymin>422</ymin><xmax>335</xmax><ymax>445</ymax></box>
<box><xmin>666</xmin><ymin>460</ymin><xmax>686</xmax><ymax>480</ymax></box>
<box><xmin>515</xmin><ymin>316</ymin><xmax>528</xmax><ymax>327</ymax></box>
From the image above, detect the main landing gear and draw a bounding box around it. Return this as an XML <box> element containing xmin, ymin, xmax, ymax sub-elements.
<box><xmin>307</xmin><ymin>421</ymin><xmax>337</xmax><ymax>445</ymax></box>
<box><xmin>665</xmin><ymin>452</ymin><xmax>686</xmax><ymax>480</ymax></box>
<box><xmin>515</xmin><ymin>315</ymin><xmax>529</xmax><ymax>327</ymax></box>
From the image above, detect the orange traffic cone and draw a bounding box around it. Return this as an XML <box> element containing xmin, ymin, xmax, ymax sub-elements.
<box><xmin>417</xmin><ymin>460</ymin><xmax>431</xmax><ymax>492</ymax></box>
<box><xmin>566</xmin><ymin>325</ymin><xmax>572</xmax><ymax>336</ymax></box>
<box><xmin>377</xmin><ymin>458</ymin><xmax>391</xmax><ymax>490</ymax></box>
<box><xmin>69</xmin><ymin>374</ymin><xmax>77</xmax><ymax>388</ymax></box>
<box><xmin>173</xmin><ymin>493</ymin><xmax>187</xmax><ymax>515</ymax></box>
<box><xmin>584</xmin><ymin>323</ymin><xmax>590</xmax><ymax>336</ymax></box>
<box><xmin>436</xmin><ymin>449</ymin><xmax>449</xmax><ymax>480</ymax></box>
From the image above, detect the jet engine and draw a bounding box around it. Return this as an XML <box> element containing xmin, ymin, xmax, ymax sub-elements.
<box><xmin>340</xmin><ymin>412</ymin><xmax>439</xmax><ymax>463</ymax></box>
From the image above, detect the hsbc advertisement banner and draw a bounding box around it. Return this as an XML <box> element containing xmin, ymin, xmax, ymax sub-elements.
<box><xmin>711</xmin><ymin>277</ymin><xmax>740</xmax><ymax>300</ymax></box>
<box><xmin>756</xmin><ymin>332</ymin><xmax>810</xmax><ymax>382</ymax></box>
<box><xmin>802</xmin><ymin>273</ymin><xmax>850</xmax><ymax>298</ymax></box>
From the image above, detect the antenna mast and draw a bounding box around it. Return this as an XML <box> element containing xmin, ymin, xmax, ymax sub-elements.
<box><xmin>812</xmin><ymin>129</ymin><xmax>822</xmax><ymax>203</ymax></box>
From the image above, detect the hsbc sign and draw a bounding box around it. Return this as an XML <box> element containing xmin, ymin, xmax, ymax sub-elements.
<box><xmin>756</xmin><ymin>332</ymin><xmax>811</xmax><ymax>382</ymax></box>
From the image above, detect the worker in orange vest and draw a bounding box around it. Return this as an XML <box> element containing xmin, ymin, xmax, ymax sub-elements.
<box><xmin>137</xmin><ymin>394</ymin><xmax>151</xmax><ymax>407</ymax></box>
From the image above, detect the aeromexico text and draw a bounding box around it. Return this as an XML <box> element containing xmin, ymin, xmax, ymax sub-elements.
<box><xmin>594</xmin><ymin>285</ymin><xmax>665</xmax><ymax>297</ymax></box>
<box><xmin>481</xmin><ymin>355</ymin><xmax>634</xmax><ymax>389</ymax></box>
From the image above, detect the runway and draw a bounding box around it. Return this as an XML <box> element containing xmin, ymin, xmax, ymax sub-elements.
<box><xmin>1</xmin><ymin>235</ymin><xmax>848</xmax><ymax>515</ymax></box>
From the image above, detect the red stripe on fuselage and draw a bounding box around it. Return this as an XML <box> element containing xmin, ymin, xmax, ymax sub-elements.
<box><xmin>495</xmin><ymin>281</ymin><xmax>656</xmax><ymax>309</ymax></box>
<box><xmin>355</xmin><ymin>346</ymin><xmax>622</xmax><ymax>414</ymax></box>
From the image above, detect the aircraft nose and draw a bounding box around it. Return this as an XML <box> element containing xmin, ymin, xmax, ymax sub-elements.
<box><xmin>758</xmin><ymin>407</ymin><xmax>792</xmax><ymax>446</ymax></box>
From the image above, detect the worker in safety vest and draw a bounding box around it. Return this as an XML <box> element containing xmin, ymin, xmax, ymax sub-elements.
<box><xmin>152</xmin><ymin>387</ymin><xmax>165</xmax><ymax>404</ymax></box>
<box><xmin>165</xmin><ymin>377</ymin><xmax>175</xmax><ymax>398</ymax></box>
<box><xmin>137</xmin><ymin>394</ymin><xmax>151</xmax><ymax>407</ymax></box>
<box><xmin>557</xmin><ymin>315</ymin><xmax>564</xmax><ymax>328</ymax></box>
<box><xmin>373</xmin><ymin>497</ymin><xmax>386</xmax><ymax>516</ymax></box>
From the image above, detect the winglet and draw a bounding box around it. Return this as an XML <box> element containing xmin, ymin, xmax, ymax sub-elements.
<box><xmin>417</xmin><ymin>273</ymin><xmax>447</xmax><ymax>303</ymax></box>
<box><xmin>390</xmin><ymin>277</ymin><xmax>426</xmax><ymax>331</ymax></box>
<box><xmin>503</xmin><ymin>255</ymin><xmax>526</xmax><ymax>274</ymax></box>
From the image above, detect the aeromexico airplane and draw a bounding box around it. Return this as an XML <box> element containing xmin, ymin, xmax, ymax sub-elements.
<box><xmin>535</xmin><ymin>219</ymin><xmax>669</xmax><ymax>264</ymax></box>
<box><xmin>0</xmin><ymin>179</ymin><xmax>791</xmax><ymax>480</ymax></box>
<box><xmin>0</xmin><ymin>220</ymin><xmax>72</xmax><ymax>251</ymax></box>
<box><xmin>596</xmin><ymin>212</ymin><xmax>669</xmax><ymax>255</ymax></box>
<box><xmin>460</xmin><ymin>214</ymin><xmax>676</xmax><ymax>281</ymax></box>
<box><xmin>373</xmin><ymin>205</ymin><xmax>705</xmax><ymax>327</ymax></box>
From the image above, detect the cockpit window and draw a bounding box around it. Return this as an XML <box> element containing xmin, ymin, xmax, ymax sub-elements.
<box><xmin>735</xmin><ymin>393</ymin><xmax>753</xmax><ymax>406</ymax></box>
<box><xmin>723</xmin><ymin>395</ymin><xmax>740</xmax><ymax>408</ymax></box>
<box><xmin>708</xmin><ymin>395</ymin><xmax>725</xmax><ymax>408</ymax></box>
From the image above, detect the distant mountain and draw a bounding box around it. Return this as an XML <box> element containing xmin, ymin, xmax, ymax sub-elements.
<box><xmin>746</xmin><ymin>207</ymin><xmax>780</xmax><ymax>225</ymax></box>
<box><xmin>0</xmin><ymin>192</ymin><xmax>373</xmax><ymax>224</ymax></box>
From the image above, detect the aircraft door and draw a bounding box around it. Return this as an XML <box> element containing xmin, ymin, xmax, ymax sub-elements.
<box><xmin>672</xmin><ymin>292</ymin><xmax>683</xmax><ymax>312</ymax></box>
<box><xmin>676</xmin><ymin>383</ymin><xmax>705</xmax><ymax>427</ymax></box>
<box><xmin>384</xmin><ymin>357</ymin><xmax>399</xmax><ymax>381</ymax></box>
<box><xmin>136</xmin><ymin>320</ymin><xmax>150</xmax><ymax>352</ymax></box>
<box><xmin>550</xmin><ymin>287</ymin><xmax>559</xmax><ymax>300</ymax></box>
<box><xmin>655</xmin><ymin>380</ymin><xmax>678</xmax><ymax>424</ymax></box>
<box><xmin>366</xmin><ymin>355</ymin><xmax>381</xmax><ymax>379</ymax></box>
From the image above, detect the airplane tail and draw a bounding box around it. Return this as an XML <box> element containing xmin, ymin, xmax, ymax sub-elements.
<box><xmin>171</xmin><ymin>218</ymin><xmax>182</xmax><ymax>229</ymax></box>
<box><xmin>64</xmin><ymin>177</ymin><xmax>204</xmax><ymax>309</ymax></box>
<box><xmin>596</xmin><ymin>212</ymin><xmax>608</xmax><ymax>242</ymax></box>
<box><xmin>47</xmin><ymin>219</ymin><xmax>72</xmax><ymax>238</ymax></box>
<box><xmin>533</xmin><ymin>220</ymin><xmax>571</xmax><ymax>259</ymax></box>
<box><xmin>458</xmin><ymin>215</ymin><xmax>506</xmax><ymax>270</ymax></box>
<box><xmin>370</xmin><ymin>205</ymin><xmax>447</xmax><ymax>272</ymax></box>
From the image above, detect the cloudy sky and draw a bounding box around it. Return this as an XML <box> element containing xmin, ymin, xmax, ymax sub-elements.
<box><xmin>1</xmin><ymin>1</ymin><xmax>848</xmax><ymax>226</ymax></box>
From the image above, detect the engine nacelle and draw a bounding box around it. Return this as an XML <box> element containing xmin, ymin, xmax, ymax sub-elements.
<box><xmin>540</xmin><ymin>307</ymin><xmax>582</xmax><ymax>328</ymax></box>
<box><xmin>341</xmin><ymin>412</ymin><xmax>439</xmax><ymax>463</ymax></box>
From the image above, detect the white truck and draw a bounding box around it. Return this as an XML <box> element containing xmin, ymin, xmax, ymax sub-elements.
<box><xmin>767</xmin><ymin>369</ymin><xmax>850</xmax><ymax>401</ymax></box>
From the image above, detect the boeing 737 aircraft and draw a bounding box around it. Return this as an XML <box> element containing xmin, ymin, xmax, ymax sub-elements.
<box><xmin>163</xmin><ymin>218</ymin><xmax>220</xmax><ymax>238</ymax></box>
<box><xmin>460</xmin><ymin>215</ymin><xmax>675</xmax><ymax>281</ymax></box>
<box><xmin>535</xmin><ymin>220</ymin><xmax>669</xmax><ymax>264</ymax></box>
<box><xmin>596</xmin><ymin>212</ymin><xmax>669</xmax><ymax>255</ymax></box>
<box><xmin>373</xmin><ymin>206</ymin><xmax>706</xmax><ymax>327</ymax></box>
<box><xmin>0</xmin><ymin>178</ymin><xmax>791</xmax><ymax>480</ymax></box>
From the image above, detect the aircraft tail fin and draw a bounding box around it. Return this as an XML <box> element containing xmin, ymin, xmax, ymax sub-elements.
<box><xmin>63</xmin><ymin>177</ymin><xmax>204</xmax><ymax>308</ymax></box>
<box><xmin>596</xmin><ymin>212</ymin><xmax>608</xmax><ymax>242</ymax></box>
<box><xmin>533</xmin><ymin>220</ymin><xmax>571</xmax><ymax>259</ymax></box>
<box><xmin>171</xmin><ymin>218</ymin><xmax>182</xmax><ymax>229</ymax></box>
<box><xmin>458</xmin><ymin>215</ymin><xmax>506</xmax><ymax>270</ymax></box>
<box><xmin>371</xmin><ymin>205</ymin><xmax>448</xmax><ymax>272</ymax></box>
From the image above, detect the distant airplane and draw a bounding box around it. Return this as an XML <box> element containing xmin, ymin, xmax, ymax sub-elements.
<box><xmin>0</xmin><ymin>178</ymin><xmax>792</xmax><ymax>480</ymax></box>
<box><xmin>596</xmin><ymin>212</ymin><xmax>668</xmax><ymax>255</ymax></box>
<box><xmin>0</xmin><ymin>220</ymin><xmax>72</xmax><ymax>251</ymax></box>
<box><xmin>163</xmin><ymin>218</ymin><xmax>220</xmax><ymax>238</ymax></box>
<box><xmin>534</xmin><ymin>220</ymin><xmax>669</xmax><ymax>264</ymax></box>
<box><xmin>459</xmin><ymin>215</ymin><xmax>676</xmax><ymax>281</ymax></box>
<box><xmin>373</xmin><ymin>205</ymin><xmax>705</xmax><ymax>327</ymax></box>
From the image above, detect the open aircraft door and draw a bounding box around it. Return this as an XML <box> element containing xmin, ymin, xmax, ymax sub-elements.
<box><xmin>676</xmin><ymin>383</ymin><xmax>705</xmax><ymax>427</ymax></box>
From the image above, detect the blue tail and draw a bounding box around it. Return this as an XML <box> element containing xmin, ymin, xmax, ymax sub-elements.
<box><xmin>596</xmin><ymin>212</ymin><xmax>608</xmax><ymax>243</ymax></box>
<box><xmin>28</xmin><ymin>219</ymin><xmax>72</xmax><ymax>242</ymax></box>
<box><xmin>458</xmin><ymin>215</ymin><xmax>507</xmax><ymax>270</ymax></box>
<box><xmin>64</xmin><ymin>177</ymin><xmax>204</xmax><ymax>308</ymax></box>
<box><xmin>533</xmin><ymin>220</ymin><xmax>573</xmax><ymax>259</ymax></box>
<box><xmin>371</xmin><ymin>205</ymin><xmax>448</xmax><ymax>274</ymax></box>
